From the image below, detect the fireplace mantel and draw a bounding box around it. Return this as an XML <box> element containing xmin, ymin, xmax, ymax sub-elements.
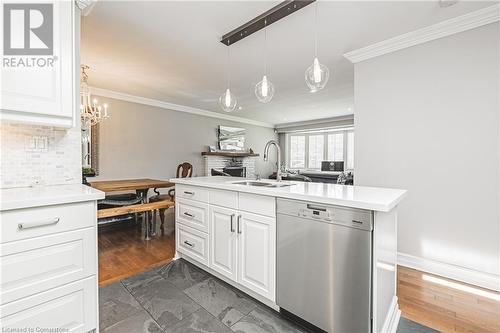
<box><xmin>201</xmin><ymin>152</ymin><xmax>259</xmax><ymax>158</ymax></box>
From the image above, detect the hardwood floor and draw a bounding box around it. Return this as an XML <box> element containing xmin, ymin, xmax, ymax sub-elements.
<box><xmin>98</xmin><ymin>220</ymin><xmax>175</xmax><ymax>286</ymax></box>
<box><xmin>398</xmin><ymin>266</ymin><xmax>500</xmax><ymax>333</ymax></box>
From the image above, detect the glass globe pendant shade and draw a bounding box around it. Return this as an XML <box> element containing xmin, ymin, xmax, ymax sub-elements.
<box><xmin>255</xmin><ymin>75</ymin><xmax>275</xmax><ymax>103</ymax></box>
<box><xmin>218</xmin><ymin>88</ymin><xmax>237</xmax><ymax>112</ymax></box>
<box><xmin>305</xmin><ymin>57</ymin><xmax>329</xmax><ymax>93</ymax></box>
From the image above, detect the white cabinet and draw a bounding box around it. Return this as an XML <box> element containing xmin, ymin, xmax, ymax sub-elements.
<box><xmin>176</xmin><ymin>185</ymin><xmax>276</xmax><ymax>303</ymax></box>
<box><xmin>1</xmin><ymin>227</ymin><xmax>96</xmax><ymax>304</ymax></box>
<box><xmin>0</xmin><ymin>199</ymin><xmax>99</xmax><ymax>332</ymax></box>
<box><xmin>208</xmin><ymin>206</ymin><xmax>276</xmax><ymax>301</ymax></box>
<box><xmin>1</xmin><ymin>276</ymin><xmax>97</xmax><ymax>332</ymax></box>
<box><xmin>238</xmin><ymin>212</ymin><xmax>276</xmax><ymax>301</ymax></box>
<box><xmin>176</xmin><ymin>198</ymin><xmax>209</xmax><ymax>233</ymax></box>
<box><xmin>0</xmin><ymin>1</ymin><xmax>78</xmax><ymax>128</ymax></box>
<box><xmin>210</xmin><ymin>206</ymin><xmax>237</xmax><ymax>281</ymax></box>
<box><xmin>177</xmin><ymin>224</ymin><xmax>209</xmax><ymax>266</ymax></box>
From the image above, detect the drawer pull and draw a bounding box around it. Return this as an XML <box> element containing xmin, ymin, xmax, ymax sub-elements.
<box><xmin>183</xmin><ymin>212</ymin><xmax>195</xmax><ymax>218</ymax></box>
<box><xmin>352</xmin><ymin>220</ymin><xmax>364</xmax><ymax>225</ymax></box>
<box><xmin>184</xmin><ymin>240</ymin><xmax>195</xmax><ymax>247</ymax></box>
<box><xmin>230</xmin><ymin>214</ymin><xmax>235</xmax><ymax>232</ymax></box>
<box><xmin>183</xmin><ymin>191</ymin><xmax>194</xmax><ymax>195</ymax></box>
<box><xmin>18</xmin><ymin>217</ymin><xmax>60</xmax><ymax>230</ymax></box>
<box><xmin>237</xmin><ymin>215</ymin><xmax>242</xmax><ymax>234</ymax></box>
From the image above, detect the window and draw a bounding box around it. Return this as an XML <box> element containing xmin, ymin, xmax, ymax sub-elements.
<box><xmin>308</xmin><ymin>135</ymin><xmax>324</xmax><ymax>169</ymax></box>
<box><xmin>287</xmin><ymin>129</ymin><xmax>354</xmax><ymax>170</ymax></box>
<box><xmin>327</xmin><ymin>133</ymin><xmax>343</xmax><ymax>161</ymax></box>
<box><xmin>346</xmin><ymin>131</ymin><xmax>354</xmax><ymax>170</ymax></box>
<box><xmin>289</xmin><ymin>135</ymin><xmax>305</xmax><ymax>168</ymax></box>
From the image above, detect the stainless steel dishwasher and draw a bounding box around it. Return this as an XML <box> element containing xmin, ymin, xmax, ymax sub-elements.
<box><xmin>277</xmin><ymin>198</ymin><xmax>373</xmax><ymax>333</ymax></box>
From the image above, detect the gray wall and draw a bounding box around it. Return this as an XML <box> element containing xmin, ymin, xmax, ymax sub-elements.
<box><xmin>354</xmin><ymin>23</ymin><xmax>499</xmax><ymax>277</ymax></box>
<box><xmin>91</xmin><ymin>97</ymin><xmax>278</xmax><ymax>184</ymax></box>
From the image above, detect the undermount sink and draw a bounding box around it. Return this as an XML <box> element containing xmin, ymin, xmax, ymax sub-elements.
<box><xmin>231</xmin><ymin>181</ymin><xmax>295</xmax><ymax>188</ymax></box>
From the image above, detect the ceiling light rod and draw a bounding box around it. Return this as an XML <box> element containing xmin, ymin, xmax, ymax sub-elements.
<box><xmin>220</xmin><ymin>0</ymin><xmax>315</xmax><ymax>46</ymax></box>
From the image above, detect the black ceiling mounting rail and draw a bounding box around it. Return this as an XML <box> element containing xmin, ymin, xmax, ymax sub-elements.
<box><xmin>220</xmin><ymin>0</ymin><xmax>315</xmax><ymax>46</ymax></box>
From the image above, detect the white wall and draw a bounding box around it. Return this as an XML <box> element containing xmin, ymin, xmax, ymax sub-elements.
<box><xmin>354</xmin><ymin>23</ymin><xmax>500</xmax><ymax>278</ymax></box>
<box><xmin>91</xmin><ymin>97</ymin><xmax>278</xmax><ymax>183</ymax></box>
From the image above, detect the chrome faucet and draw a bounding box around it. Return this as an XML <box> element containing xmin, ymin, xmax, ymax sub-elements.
<box><xmin>263</xmin><ymin>140</ymin><xmax>282</xmax><ymax>182</ymax></box>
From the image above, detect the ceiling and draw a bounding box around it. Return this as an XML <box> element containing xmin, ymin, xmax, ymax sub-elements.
<box><xmin>81</xmin><ymin>1</ymin><xmax>495</xmax><ymax>126</ymax></box>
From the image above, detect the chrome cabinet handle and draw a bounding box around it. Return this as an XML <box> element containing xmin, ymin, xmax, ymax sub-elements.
<box><xmin>183</xmin><ymin>212</ymin><xmax>194</xmax><ymax>218</ymax></box>
<box><xmin>184</xmin><ymin>240</ymin><xmax>194</xmax><ymax>247</ymax></box>
<box><xmin>18</xmin><ymin>217</ymin><xmax>60</xmax><ymax>230</ymax></box>
<box><xmin>183</xmin><ymin>191</ymin><xmax>194</xmax><ymax>195</ymax></box>
<box><xmin>237</xmin><ymin>215</ymin><xmax>242</xmax><ymax>234</ymax></box>
<box><xmin>230</xmin><ymin>214</ymin><xmax>235</xmax><ymax>232</ymax></box>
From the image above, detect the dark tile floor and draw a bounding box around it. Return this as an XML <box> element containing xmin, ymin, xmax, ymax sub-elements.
<box><xmin>99</xmin><ymin>259</ymin><xmax>438</xmax><ymax>333</ymax></box>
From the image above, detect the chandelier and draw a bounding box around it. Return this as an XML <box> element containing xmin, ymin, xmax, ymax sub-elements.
<box><xmin>80</xmin><ymin>65</ymin><xmax>109</xmax><ymax>126</ymax></box>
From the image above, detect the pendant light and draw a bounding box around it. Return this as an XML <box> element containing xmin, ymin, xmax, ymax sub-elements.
<box><xmin>219</xmin><ymin>40</ymin><xmax>238</xmax><ymax>112</ymax></box>
<box><xmin>305</xmin><ymin>2</ymin><xmax>329</xmax><ymax>93</ymax></box>
<box><xmin>255</xmin><ymin>20</ymin><xmax>275</xmax><ymax>103</ymax></box>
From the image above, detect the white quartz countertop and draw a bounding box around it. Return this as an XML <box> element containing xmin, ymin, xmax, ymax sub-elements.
<box><xmin>170</xmin><ymin>176</ymin><xmax>407</xmax><ymax>212</ymax></box>
<box><xmin>0</xmin><ymin>184</ymin><xmax>105</xmax><ymax>211</ymax></box>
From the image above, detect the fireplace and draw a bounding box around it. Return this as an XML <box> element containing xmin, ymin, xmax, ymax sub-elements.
<box><xmin>223</xmin><ymin>166</ymin><xmax>246</xmax><ymax>177</ymax></box>
<box><xmin>202</xmin><ymin>152</ymin><xmax>257</xmax><ymax>178</ymax></box>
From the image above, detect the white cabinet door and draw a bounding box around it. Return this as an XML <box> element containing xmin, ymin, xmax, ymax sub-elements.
<box><xmin>237</xmin><ymin>212</ymin><xmax>275</xmax><ymax>301</ymax></box>
<box><xmin>1</xmin><ymin>227</ymin><xmax>96</xmax><ymax>304</ymax></box>
<box><xmin>210</xmin><ymin>206</ymin><xmax>238</xmax><ymax>281</ymax></box>
<box><xmin>0</xmin><ymin>1</ymin><xmax>76</xmax><ymax>127</ymax></box>
<box><xmin>1</xmin><ymin>276</ymin><xmax>97</xmax><ymax>332</ymax></box>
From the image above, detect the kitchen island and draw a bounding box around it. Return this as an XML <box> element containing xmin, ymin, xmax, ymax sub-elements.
<box><xmin>170</xmin><ymin>176</ymin><xmax>406</xmax><ymax>333</ymax></box>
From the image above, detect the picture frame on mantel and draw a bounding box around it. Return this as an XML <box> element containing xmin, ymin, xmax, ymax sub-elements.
<box><xmin>218</xmin><ymin>125</ymin><xmax>245</xmax><ymax>151</ymax></box>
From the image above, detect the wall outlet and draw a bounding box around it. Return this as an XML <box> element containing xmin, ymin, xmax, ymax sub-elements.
<box><xmin>36</xmin><ymin>136</ymin><xmax>48</xmax><ymax>152</ymax></box>
<box><xmin>25</xmin><ymin>136</ymin><xmax>48</xmax><ymax>152</ymax></box>
<box><xmin>25</xmin><ymin>136</ymin><xmax>37</xmax><ymax>152</ymax></box>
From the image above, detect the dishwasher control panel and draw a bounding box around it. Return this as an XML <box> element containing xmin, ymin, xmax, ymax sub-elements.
<box><xmin>277</xmin><ymin>198</ymin><xmax>373</xmax><ymax>231</ymax></box>
<box><xmin>298</xmin><ymin>206</ymin><xmax>333</xmax><ymax>221</ymax></box>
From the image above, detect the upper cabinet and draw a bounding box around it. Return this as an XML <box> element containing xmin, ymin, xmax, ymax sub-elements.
<box><xmin>0</xmin><ymin>1</ymin><xmax>79</xmax><ymax>128</ymax></box>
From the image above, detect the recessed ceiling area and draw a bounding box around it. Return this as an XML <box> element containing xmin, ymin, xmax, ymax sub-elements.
<box><xmin>81</xmin><ymin>1</ymin><xmax>494</xmax><ymax>125</ymax></box>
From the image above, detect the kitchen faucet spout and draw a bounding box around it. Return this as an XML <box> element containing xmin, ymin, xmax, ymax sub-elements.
<box><xmin>263</xmin><ymin>140</ymin><xmax>282</xmax><ymax>182</ymax></box>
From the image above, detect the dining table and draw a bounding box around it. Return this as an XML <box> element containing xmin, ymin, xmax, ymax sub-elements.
<box><xmin>89</xmin><ymin>178</ymin><xmax>174</xmax><ymax>203</ymax></box>
<box><xmin>89</xmin><ymin>178</ymin><xmax>175</xmax><ymax>239</ymax></box>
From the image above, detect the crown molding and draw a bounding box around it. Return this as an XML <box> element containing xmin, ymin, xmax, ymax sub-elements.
<box><xmin>89</xmin><ymin>87</ymin><xmax>275</xmax><ymax>129</ymax></box>
<box><xmin>344</xmin><ymin>4</ymin><xmax>500</xmax><ymax>63</ymax></box>
<box><xmin>275</xmin><ymin>114</ymin><xmax>354</xmax><ymax>129</ymax></box>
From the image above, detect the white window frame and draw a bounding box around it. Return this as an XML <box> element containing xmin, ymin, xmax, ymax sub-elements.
<box><xmin>285</xmin><ymin>128</ymin><xmax>354</xmax><ymax>171</ymax></box>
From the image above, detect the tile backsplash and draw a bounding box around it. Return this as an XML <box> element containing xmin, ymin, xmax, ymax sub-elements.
<box><xmin>0</xmin><ymin>122</ymin><xmax>82</xmax><ymax>188</ymax></box>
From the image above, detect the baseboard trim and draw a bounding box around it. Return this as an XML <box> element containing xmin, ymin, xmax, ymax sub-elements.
<box><xmin>398</xmin><ymin>252</ymin><xmax>500</xmax><ymax>292</ymax></box>
<box><xmin>380</xmin><ymin>296</ymin><xmax>401</xmax><ymax>333</ymax></box>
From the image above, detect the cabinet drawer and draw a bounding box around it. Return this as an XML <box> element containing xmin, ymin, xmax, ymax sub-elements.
<box><xmin>176</xmin><ymin>185</ymin><xmax>209</xmax><ymax>203</ymax></box>
<box><xmin>1</xmin><ymin>227</ymin><xmax>96</xmax><ymax>304</ymax></box>
<box><xmin>176</xmin><ymin>198</ymin><xmax>209</xmax><ymax>233</ymax></box>
<box><xmin>1</xmin><ymin>201</ymin><xmax>95</xmax><ymax>244</ymax></box>
<box><xmin>177</xmin><ymin>224</ymin><xmax>209</xmax><ymax>265</ymax></box>
<box><xmin>1</xmin><ymin>276</ymin><xmax>97</xmax><ymax>332</ymax></box>
<box><xmin>239</xmin><ymin>193</ymin><xmax>276</xmax><ymax>217</ymax></box>
<box><xmin>210</xmin><ymin>189</ymin><xmax>238</xmax><ymax>209</ymax></box>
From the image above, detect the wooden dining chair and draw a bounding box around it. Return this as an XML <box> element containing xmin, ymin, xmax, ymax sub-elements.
<box><xmin>149</xmin><ymin>162</ymin><xmax>193</xmax><ymax>235</ymax></box>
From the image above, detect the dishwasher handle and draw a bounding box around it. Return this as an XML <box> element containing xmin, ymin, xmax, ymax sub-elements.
<box><xmin>306</xmin><ymin>204</ymin><xmax>327</xmax><ymax>212</ymax></box>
